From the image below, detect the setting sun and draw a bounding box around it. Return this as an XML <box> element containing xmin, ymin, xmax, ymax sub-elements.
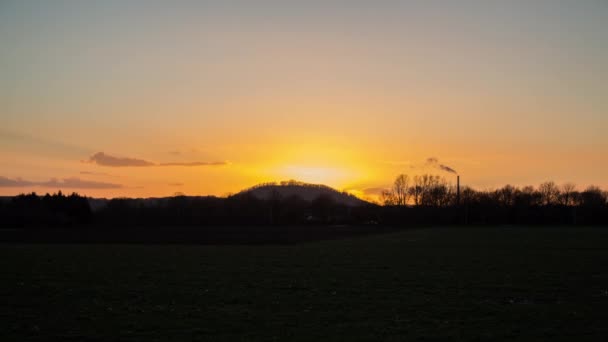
<box><xmin>278</xmin><ymin>165</ymin><xmax>349</xmax><ymax>187</ymax></box>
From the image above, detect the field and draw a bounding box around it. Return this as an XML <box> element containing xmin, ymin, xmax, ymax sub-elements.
<box><xmin>2</xmin><ymin>226</ymin><xmax>608</xmax><ymax>341</ymax></box>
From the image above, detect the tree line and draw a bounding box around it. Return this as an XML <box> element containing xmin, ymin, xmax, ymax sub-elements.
<box><xmin>380</xmin><ymin>174</ymin><xmax>606</xmax><ymax>208</ymax></box>
<box><xmin>379</xmin><ymin>174</ymin><xmax>608</xmax><ymax>225</ymax></box>
<box><xmin>0</xmin><ymin>191</ymin><xmax>92</xmax><ymax>227</ymax></box>
<box><xmin>1</xmin><ymin>176</ymin><xmax>607</xmax><ymax>228</ymax></box>
<box><xmin>0</xmin><ymin>190</ymin><xmax>373</xmax><ymax>228</ymax></box>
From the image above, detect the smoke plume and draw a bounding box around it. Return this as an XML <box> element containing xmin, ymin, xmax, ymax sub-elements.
<box><xmin>426</xmin><ymin>157</ymin><xmax>458</xmax><ymax>175</ymax></box>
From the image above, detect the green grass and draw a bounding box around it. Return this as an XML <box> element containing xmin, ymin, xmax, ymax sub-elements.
<box><xmin>2</xmin><ymin>226</ymin><xmax>608</xmax><ymax>341</ymax></box>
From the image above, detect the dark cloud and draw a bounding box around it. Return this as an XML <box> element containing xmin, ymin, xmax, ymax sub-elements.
<box><xmin>0</xmin><ymin>176</ymin><xmax>122</xmax><ymax>189</ymax></box>
<box><xmin>40</xmin><ymin>178</ymin><xmax>123</xmax><ymax>189</ymax></box>
<box><xmin>168</xmin><ymin>182</ymin><xmax>184</xmax><ymax>187</ymax></box>
<box><xmin>87</xmin><ymin>152</ymin><xmax>228</xmax><ymax>168</ymax></box>
<box><xmin>0</xmin><ymin>176</ymin><xmax>34</xmax><ymax>187</ymax></box>
<box><xmin>88</xmin><ymin>152</ymin><xmax>155</xmax><ymax>167</ymax></box>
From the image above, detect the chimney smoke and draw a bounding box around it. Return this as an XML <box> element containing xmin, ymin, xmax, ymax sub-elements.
<box><xmin>426</xmin><ymin>157</ymin><xmax>458</xmax><ymax>175</ymax></box>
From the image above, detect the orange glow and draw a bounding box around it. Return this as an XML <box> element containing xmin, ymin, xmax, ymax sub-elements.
<box><xmin>1</xmin><ymin>2</ymin><xmax>607</xmax><ymax>198</ymax></box>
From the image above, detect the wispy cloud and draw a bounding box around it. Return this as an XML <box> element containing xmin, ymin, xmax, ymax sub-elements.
<box><xmin>87</xmin><ymin>152</ymin><xmax>228</xmax><ymax>167</ymax></box>
<box><xmin>0</xmin><ymin>176</ymin><xmax>122</xmax><ymax>189</ymax></box>
<box><xmin>379</xmin><ymin>160</ymin><xmax>414</xmax><ymax>167</ymax></box>
<box><xmin>159</xmin><ymin>161</ymin><xmax>227</xmax><ymax>167</ymax></box>
<box><xmin>168</xmin><ymin>182</ymin><xmax>184</xmax><ymax>186</ymax></box>
<box><xmin>361</xmin><ymin>187</ymin><xmax>388</xmax><ymax>196</ymax></box>
<box><xmin>0</xmin><ymin>129</ymin><xmax>92</xmax><ymax>156</ymax></box>
<box><xmin>79</xmin><ymin>171</ymin><xmax>115</xmax><ymax>177</ymax></box>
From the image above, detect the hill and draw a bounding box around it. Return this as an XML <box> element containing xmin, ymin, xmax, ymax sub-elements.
<box><xmin>237</xmin><ymin>180</ymin><xmax>370</xmax><ymax>207</ymax></box>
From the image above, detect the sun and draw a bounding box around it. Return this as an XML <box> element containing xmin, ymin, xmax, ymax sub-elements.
<box><xmin>250</xmin><ymin>142</ymin><xmax>375</xmax><ymax>190</ymax></box>
<box><xmin>282</xmin><ymin>165</ymin><xmax>345</xmax><ymax>185</ymax></box>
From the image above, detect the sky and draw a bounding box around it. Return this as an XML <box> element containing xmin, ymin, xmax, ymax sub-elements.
<box><xmin>1</xmin><ymin>0</ymin><xmax>607</xmax><ymax>199</ymax></box>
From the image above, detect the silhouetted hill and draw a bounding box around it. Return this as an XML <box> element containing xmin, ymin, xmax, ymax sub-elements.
<box><xmin>237</xmin><ymin>180</ymin><xmax>370</xmax><ymax>207</ymax></box>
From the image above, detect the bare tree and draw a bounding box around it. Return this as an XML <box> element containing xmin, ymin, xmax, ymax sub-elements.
<box><xmin>392</xmin><ymin>174</ymin><xmax>410</xmax><ymax>206</ymax></box>
<box><xmin>495</xmin><ymin>185</ymin><xmax>516</xmax><ymax>206</ymax></box>
<box><xmin>581</xmin><ymin>186</ymin><xmax>606</xmax><ymax>207</ymax></box>
<box><xmin>560</xmin><ymin>183</ymin><xmax>576</xmax><ymax>206</ymax></box>
<box><xmin>420</xmin><ymin>174</ymin><xmax>442</xmax><ymax>206</ymax></box>
<box><xmin>409</xmin><ymin>175</ymin><xmax>423</xmax><ymax>205</ymax></box>
<box><xmin>538</xmin><ymin>181</ymin><xmax>560</xmax><ymax>205</ymax></box>
<box><xmin>380</xmin><ymin>189</ymin><xmax>397</xmax><ymax>206</ymax></box>
<box><xmin>407</xmin><ymin>174</ymin><xmax>450</xmax><ymax>206</ymax></box>
<box><xmin>429</xmin><ymin>177</ymin><xmax>451</xmax><ymax>207</ymax></box>
<box><xmin>517</xmin><ymin>186</ymin><xmax>541</xmax><ymax>207</ymax></box>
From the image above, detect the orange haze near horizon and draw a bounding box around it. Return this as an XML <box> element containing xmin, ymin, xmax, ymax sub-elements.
<box><xmin>1</xmin><ymin>1</ymin><xmax>607</xmax><ymax>199</ymax></box>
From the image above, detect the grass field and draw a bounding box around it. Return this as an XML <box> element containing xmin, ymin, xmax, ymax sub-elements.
<box><xmin>2</xmin><ymin>226</ymin><xmax>608</xmax><ymax>341</ymax></box>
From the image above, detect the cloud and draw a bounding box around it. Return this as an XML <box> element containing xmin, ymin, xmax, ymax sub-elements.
<box><xmin>40</xmin><ymin>178</ymin><xmax>123</xmax><ymax>189</ymax></box>
<box><xmin>87</xmin><ymin>152</ymin><xmax>228</xmax><ymax>168</ymax></box>
<box><xmin>0</xmin><ymin>129</ymin><xmax>93</xmax><ymax>156</ymax></box>
<box><xmin>0</xmin><ymin>176</ymin><xmax>122</xmax><ymax>189</ymax></box>
<box><xmin>80</xmin><ymin>171</ymin><xmax>114</xmax><ymax>177</ymax></box>
<box><xmin>0</xmin><ymin>176</ymin><xmax>34</xmax><ymax>187</ymax></box>
<box><xmin>380</xmin><ymin>160</ymin><xmax>414</xmax><ymax>167</ymax></box>
<box><xmin>361</xmin><ymin>187</ymin><xmax>388</xmax><ymax>196</ymax></box>
<box><xmin>88</xmin><ymin>152</ymin><xmax>155</xmax><ymax>167</ymax></box>
<box><xmin>168</xmin><ymin>182</ymin><xmax>184</xmax><ymax>186</ymax></box>
<box><xmin>159</xmin><ymin>161</ymin><xmax>228</xmax><ymax>167</ymax></box>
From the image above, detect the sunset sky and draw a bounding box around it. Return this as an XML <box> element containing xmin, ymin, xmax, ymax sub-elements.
<box><xmin>1</xmin><ymin>1</ymin><xmax>607</xmax><ymax>199</ymax></box>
